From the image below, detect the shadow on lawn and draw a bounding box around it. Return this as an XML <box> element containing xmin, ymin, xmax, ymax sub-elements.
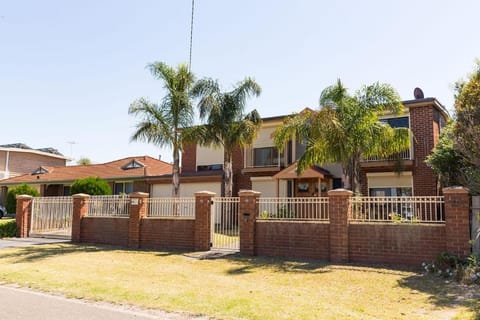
<box><xmin>0</xmin><ymin>243</ymin><xmax>120</xmax><ymax>264</ymax></box>
<box><xmin>220</xmin><ymin>255</ymin><xmax>332</xmax><ymax>275</ymax></box>
<box><xmin>399</xmin><ymin>273</ymin><xmax>480</xmax><ymax>319</ymax></box>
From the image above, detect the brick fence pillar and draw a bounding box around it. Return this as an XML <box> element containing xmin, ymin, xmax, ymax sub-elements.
<box><xmin>328</xmin><ymin>189</ymin><xmax>353</xmax><ymax>263</ymax></box>
<box><xmin>72</xmin><ymin>194</ymin><xmax>90</xmax><ymax>243</ymax></box>
<box><xmin>128</xmin><ymin>192</ymin><xmax>149</xmax><ymax>248</ymax></box>
<box><xmin>16</xmin><ymin>195</ymin><xmax>33</xmax><ymax>238</ymax></box>
<box><xmin>443</xmin><ymin>187</ymin><xmax>471</xmax><ymax>257</ymax></box>
<box><xmin>239</xmin><ymin>190</ymin><xmax>261</xmax><ymax>256</ymax></box>
<box><xmin>194</xmin><ymin>191</ymin><xmax>215</xmax><ymax>251</ymax></box>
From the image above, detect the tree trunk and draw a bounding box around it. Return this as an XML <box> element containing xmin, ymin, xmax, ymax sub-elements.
<box><xmin>224</xmin><ymin>152</ymin><xmax>233</xmax><ymax>197</ymax></box>
<box><xmin>352</xmin><ymin>154</ymin><xmax>361</xmax><ymax>195</ymax></box>
<box><xmin>172</xmin><ymin>147</ymin><xmax>180</xmax><ymax>197</ymax></box>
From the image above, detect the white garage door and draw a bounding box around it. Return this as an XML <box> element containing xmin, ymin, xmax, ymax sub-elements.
<box><xmin>151</xmin><ymin>182</ymin><xmax>222</xmax><ymax>198</ymax></box>
<box><xmin>251</xmin><ymin>177</ymin><xmax>287</xmax><ymax>197</ymax></box>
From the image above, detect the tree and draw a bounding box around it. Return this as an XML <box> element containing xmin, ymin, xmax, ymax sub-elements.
<box><xmin>70</xmin><ymin>177</ymin><xmax>112</xmax><ymax>195</ymax></box>
<box><xmin>129</xmin><ymin>62</ymin><xmax>195</xmax><ymax>197</ymax></box>
<box><xmin>184</xmin><ymin>78</ymin><xmax>261</xmax><ymax>196</ymax></box>
<box><xmin>426</xmin><ymin>121</ymin><xmax>466</xmax><ymax>187</ymax></box>
<box><xmin>6</xmin><ymin>184</ymin><xmax>40</xmax><ymax>213</ymax></box>
<box><xmin>77</xmin><ymin>157</ymin><xmax>92</xmax><ymax>165</ymax></box>
<box><xmin>274</xmin><ymin>80</ymin><xmax>411</xmax><ymax>194</ymax></box>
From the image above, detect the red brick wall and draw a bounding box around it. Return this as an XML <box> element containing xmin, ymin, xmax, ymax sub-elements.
<box><xmin>140</xmin><ymin>218</ymin><xmax>195</xmax><ymax>250</ymax></box>
<box><xmin>349</xmin><ymin>223</ymin><xmax>446</xmax><ymax>266</ymax></box>
<box><xmin>410</xmin><ymin>106</ymin><xmax>438</xmax><ymax>196</ymax></box>
<box><xmin>255</xmin><ymin>221</ymin><xmax>330</xmax><ymax>260</ymax></box>
<box><xmin>181</xmin><ymin>143</ymin><xmax>197</xmax><ymax>173</ymax></box>
<box><xmin>80</xmin><ymin>217</ymin><xmax>129</xmax><ymax>246</ymax></box>
<box><xmin>6</xmin><ymin>151</ymin><xmax>66</xmax><ymax>174</ymax></box>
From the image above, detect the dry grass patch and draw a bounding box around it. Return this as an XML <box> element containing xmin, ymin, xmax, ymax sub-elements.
<box><xmin>0</xmin><ymin>243</ymin><xmax>477</xmax><ymax>319</ymax></box>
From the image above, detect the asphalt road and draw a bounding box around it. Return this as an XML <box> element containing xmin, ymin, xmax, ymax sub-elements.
<box><xmin>0</xmin><ymin>286</ymin><xmax>208</xmax><ymax>320</ymax></box>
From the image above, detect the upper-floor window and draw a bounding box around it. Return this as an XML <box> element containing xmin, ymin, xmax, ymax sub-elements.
<box><xmin>380</xmin><ymin>116</ymin><xmax>409</xmax><ymax>128</ymax></box>
<box><xmin>254</xmin><ymin>147</ymin><xmax>279</xmax><ymax>167</ymax></box>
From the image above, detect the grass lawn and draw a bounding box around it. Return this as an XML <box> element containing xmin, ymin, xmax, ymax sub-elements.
<box><xmin>0</xmin><ymin>243</ymin><xmax>478</xmax><ymax>320</ymax></box>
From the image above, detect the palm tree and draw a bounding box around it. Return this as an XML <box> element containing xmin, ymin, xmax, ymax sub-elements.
<box><xmin>274</xmin><ymin>80</ymin><xmax>411</xmax><ymax>195</ymax></box>
<box><xmin>184</xmin><ymin>78</ymin><xmax>262</xmax><ymax>197</ymax></box>
<box><xmin>129</xmin><ymin>62</ymin><xmax>195</xmax><ymax>197</ymax></box>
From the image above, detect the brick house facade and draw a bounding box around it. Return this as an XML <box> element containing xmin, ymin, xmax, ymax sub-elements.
<box><xmin>178</xmin><ymin>96</ymin><xmax>448</xmax><ymax>197</ymax></box>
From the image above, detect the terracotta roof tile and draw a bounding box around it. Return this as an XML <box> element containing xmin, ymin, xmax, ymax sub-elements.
<box><xmin>0</xmin><ymin>156</ymin><xmax>172</xmax><ymax>185</ymax></box>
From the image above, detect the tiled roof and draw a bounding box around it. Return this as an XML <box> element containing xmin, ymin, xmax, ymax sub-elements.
<box><xmin>0</xmin><ymin>156</ymin><xmax>172</xmax><ymax>185</ymax></box>
<box><xmin>0</xmin><ymin>143</ymin><xmax>65</xmax><ymax>156</ymax></box>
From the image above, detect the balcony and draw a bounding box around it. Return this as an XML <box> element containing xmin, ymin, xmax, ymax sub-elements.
<box><xmin>243</xmin><ymin>146</ymin><xmax>285</xmax><ymax>172</ymax></box>
<box><xmin>361</xmin><ymin>148</ymin><xmax>414</xmax><ymax>168</ymax></box>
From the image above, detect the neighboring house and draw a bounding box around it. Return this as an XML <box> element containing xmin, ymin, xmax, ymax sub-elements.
<box><xmin>0</xmin><ymin>156</ymin><xmax>172</xmax><ymax>200</ymax></box>
<box><xmin>0</xmin><ymin>143</ymin><xmax>69</xmax><ymax>204</ymax></box>
<box><xmin>0</xmin><ymin>143</ymin><xmax>68</xmax><ymax>180</ymax></box>
<box><xmin>167</xmin><ymin>95</ymin><xmax>448</xmax><ymax>197</ymax></box>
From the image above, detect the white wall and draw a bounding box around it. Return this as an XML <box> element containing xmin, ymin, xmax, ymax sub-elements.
<box><xmin>253</xmin><ymin>126</ymin><xmax>276</xmax><ymax>148</ymax></box>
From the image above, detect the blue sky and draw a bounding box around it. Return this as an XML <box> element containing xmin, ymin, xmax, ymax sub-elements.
<box><xmin>1</xmin><ymin>1</ymin><xmax>479</xmax><ymax>163</ymax></box>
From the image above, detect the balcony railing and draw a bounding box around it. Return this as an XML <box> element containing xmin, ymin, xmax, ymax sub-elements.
<box><xmin>362</xmin><ymin>148</ymin><xmax>412</xmax><ymax>162</ymax></box>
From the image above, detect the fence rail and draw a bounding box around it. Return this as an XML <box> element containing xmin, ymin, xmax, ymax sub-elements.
<box><xmin>147</xmin><ymin>197</ymin><xmax>195</xmax><ymax>218</ymax></box>
<box><xmin>31</xmin><ymin>197</ymin><xmax>73</xmax><ymax>236</ymax></box>
<box><xmin>258</xmin><ymin>197</ymin><xmax>329</xmax><ymax>220</ymax></box>
<box><xmin>87</xmin><ymin>195</ymin><xmax>130</xmax><ymax>217</ymax></box>
<box><xmin>350</xmin><ymin>196</ymin><xmax>445</xmax><ymax>223</ymax></box>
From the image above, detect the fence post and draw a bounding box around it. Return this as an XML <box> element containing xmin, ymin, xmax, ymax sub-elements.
<box><xmin>72</xmin><ymin>194</ymin><xmax>90</xmax><ymax>243</ymax></box>
<box><xmin>443</xmin><ymin>187</ymin><xmax>471</xmax><ymax>257</ymax></box>
<box><xmin>128</xmin><ymin>192</ymin><xmax>149</xmax><ymax>248</ymax></box>
<box><xmin>194</xmin><ymin>191</ymin><xmax>215</xmax><ymax>251</ymax></box>
<box><xmin>16</xmin><ymin>195</ymin><xmax>33</xmax><ymax>238</ymax></box>
<box><xmin>239</xmin><ymin>190</ymin><xmax>261</xmax><ymax>256</ymax></box>
<box><xmin>328</xmin><ymin>189</ymin><xmax>353</xmax><ymax>263</ymax></box>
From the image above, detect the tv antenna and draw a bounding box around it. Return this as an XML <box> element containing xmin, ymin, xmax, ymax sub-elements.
<box><xmin>188</xmin><ymin>0</ymin><xmax>195</xmax><ymax>71</ymax></box>
<box><xmin>66</xmin><ymin>141</ymin><xmax>78</xmax><ymax>158</ymax></box>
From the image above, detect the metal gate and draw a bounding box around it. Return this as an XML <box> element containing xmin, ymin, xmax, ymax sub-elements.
<box><xmin>211</xmin><ymin>197</ymin><xmax>240</xmax><ymax>251</ymax></box>
<box><xmin>472</xmin><ymin>196</ymin><xmax>480</xmax><ymax>256</ymax></box>
<box><xmin>30</xmin><ymin>197</ymin><xmax>73</xmax><ymax>239</ymax></box>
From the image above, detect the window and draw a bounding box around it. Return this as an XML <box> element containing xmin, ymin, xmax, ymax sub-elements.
<box><xmin>254</xmin><ymin>147</ymin><xmax>279</xmax><ymax>167</ymax></box>
<box><xmin>114</xmin><ymin>182</ymin><xmax>133</xmax><ymax>195</ymax></box>
<box><xmin>369</xmin><ymin>187</ymin><xmax>412</xmax><ymax>197</ymax></box>
<box><xmin>31</xmin><ymin>166</ymin><xmax>49</xmax><ymax>175</ymax></box>
<box><xmin>63</xmin><ymin>186</ymin><xmax>71</xmax><ymax>196</ymax></box>
<box><xmin>380</xmin><ymin>116</ymin><xmax>409</xmax><ymax>128</ymax></box>
<box><xmin>122</xmin><ymin>160</ymin><xmax>144</xmax><ymax>170</ymax></box>
<box><xmin>197</xmin><ymin>164</ymin><xmax>223</xmax><ymax>171</ymax></box>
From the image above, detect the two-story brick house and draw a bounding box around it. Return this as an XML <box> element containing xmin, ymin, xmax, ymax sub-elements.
<box><xmin>147</xmin><ymin>95</ymin><xmax>448</xmax><ymax>197</ymax></box>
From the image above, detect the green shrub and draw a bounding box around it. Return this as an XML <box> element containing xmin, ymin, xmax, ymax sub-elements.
<box><xmin>70</xmin><ymin>177</ymin><xmax>112</xmax><ymax>195</ymax></box>
<box><xmin>0</xmin><ymin>219</ymin><xmax>16</xmax><ymax>238</ymax></box>
<box><xmin>6</xmin><ymin>184</ymin><xmax>40</xmax><ymax>213</ymax></box>
<box><xmin>423</xmin><ymin>252</ymin><xmax>480</xmax><ymax>285</ymax></box>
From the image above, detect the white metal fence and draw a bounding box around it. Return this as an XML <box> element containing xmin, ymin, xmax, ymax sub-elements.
<box><xmin>350</xmin><ymin>196</ymin><xmax>445</xmax><ymax>223</ymax></box>
<box><xmin>30</xmin><ymin>197</ymin><xmax>73</xmax><ymax>237</ymax></box>
<box><xmin>211</xmin><ymin>197</ymin><xmax>240</xmax><ymax>251</ymax></box>
<box><xmin>87</xmin><ymin>195</ymin><xmax>130</xmax><ymax>217</ymax></box>
<box><xmin>257</xmin><ymin>197</ymin><xmax>329</xmax><ymax>220</ymax></box>
<box><xmin>147</xmin><ymin>197</ymin><xmax>195</xmax><ymax>218</ymax></box>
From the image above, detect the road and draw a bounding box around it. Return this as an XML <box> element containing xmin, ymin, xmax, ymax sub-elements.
<box><xmin>0</xmin><ymin>285</ymin><xmax>208</xmax><ymax>320</ymax></box>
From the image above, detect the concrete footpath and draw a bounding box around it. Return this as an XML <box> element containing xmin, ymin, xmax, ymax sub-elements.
<box><xmin>0</xmin><ymin>285</ymin><xmax>209</xmax><ymax>320</ymax></box>
<box><xmin>0</xmin><ymin>237</ymin><xmax>69</xmax><ymax>249</ymax></box>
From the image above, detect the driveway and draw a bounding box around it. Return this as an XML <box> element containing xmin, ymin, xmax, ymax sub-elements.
<box><xmin>0</xmin><ymin>237</ymin><xmax>69</xmax><ymax>249</ymax></box>
<box><xmin>0</xmin><ymin>285</ymin><xmax>206</xmax><ymax>320</ymax></box>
